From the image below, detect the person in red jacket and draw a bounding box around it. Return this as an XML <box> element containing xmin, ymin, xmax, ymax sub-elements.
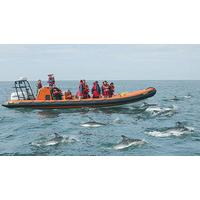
<box><xmin>83</xmin><ymin>80</ymin><xmax>90</xmax><ymax>99</ymax></box>
<box><xmin>102</xmin><ymin>81</ymin><xmax>110</xmax><ymax>98</ymax></box>
<box><xmin>92</xmin><ymin>81</ymin><xmax>101</xmax><ymax>98</ymax></box>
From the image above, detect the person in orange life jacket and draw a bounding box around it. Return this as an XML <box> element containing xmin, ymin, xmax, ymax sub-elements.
<box><xmin>83</xmin><ymin>80</ymin><xmax>90</xmax><ymax>99</ymax></box>
<box><xmin>102</xmin><ymin>81</ymin><xmax>110</xmax><ymax>98</ymax></box>
<box><xmin>77</xmin><ymin>80</ymin><xmax>84</xmax><ymax>100</ymax></box>
<box><xmin>109</xmin><ymin>82</ymin><xmax>115</xmax><ymax>97</ymax></box>
<box><xmin>92</xmin><ymin>81</ymin><xmax>101</xmax><ymax>98</ymax></box>
<box><xmin>65</xmin><ymin>89</ymin><xmax>73</xmax><ymax>100</ymax></box>
<box><xmin>48</xmin><ymin>74</ymin><xmax>55</xmax><ymax>87</ymax></box>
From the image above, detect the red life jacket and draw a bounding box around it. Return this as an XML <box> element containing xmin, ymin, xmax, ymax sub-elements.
<box><xmin>78</xmin><ymin>83</ymin><xmax>84</xmax><ymax>96</ymax></box>
<box><xmin>102</xmin><ymin>84</ymin><xmax>110</xmax><ymax>96</ymax></box>
<box><xmin>92</xmin><ymin>83</ymin><xmax>100</xmax><ymax>98</ymax></box>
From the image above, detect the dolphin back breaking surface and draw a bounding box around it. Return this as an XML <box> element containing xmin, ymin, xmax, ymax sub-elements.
<box><xmin>113</xmin><ymin>135</ymin><xmax>146</xmax><ymax>150</ymax></box>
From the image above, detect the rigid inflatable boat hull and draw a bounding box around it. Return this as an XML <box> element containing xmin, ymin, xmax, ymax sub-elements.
<box><xmin>2</xmin><ymin>88</ymin><xmax>156</xmax><ymax>109</ymax></box>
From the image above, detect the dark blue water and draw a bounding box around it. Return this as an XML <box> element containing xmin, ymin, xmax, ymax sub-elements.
<box><xmin>0</xmin><ymin>80</ymin><xmax>200</xmax><ymax>156</ymax></box>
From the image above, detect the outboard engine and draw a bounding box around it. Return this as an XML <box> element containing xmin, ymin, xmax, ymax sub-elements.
<box><xmin>11</xmin><ymin>92</ymin><xmax>27</xmax><ymax>100</ymax></box>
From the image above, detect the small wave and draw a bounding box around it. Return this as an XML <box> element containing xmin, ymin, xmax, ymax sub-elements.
<box><xmin>184</xmin><ymin>95</ymin><xmax>192</xmax><ymax>99</ymax></box>
<box><xmin>112</xmin><ymin>117</ymin><xmax>124</xmax><ymax>124</ymax></box>
<box><xmin>0</xmin><ymin>117</ymin><xmax>5</xmax><ymax>122</ymax></box>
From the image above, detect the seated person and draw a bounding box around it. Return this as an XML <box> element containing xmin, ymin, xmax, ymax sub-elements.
<box><xmin>64</xmin><ymin>89</ymin><xmax>73</xmax><ymax>100</ymax></box>
<box><xmin>52</xmin><ymin>87</ymin><xmax>63</xmax><ymax>100</ymax></box>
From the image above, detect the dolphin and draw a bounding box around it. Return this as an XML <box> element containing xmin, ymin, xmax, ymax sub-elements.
<box><xmin>81</xmin><ymin>121</ymin><xmax>106</xmax><ymax>128</ymax></box>
<box><xmin>176</xmin><ymin>122</ymin><xmax>190</xmax><ymax>131</ymax></box>
<box><xmin>31</xmin><ymin>133</ymin><xmax>76</xmax><ymax>147</ymax></box>
<box><xmin>146</xmin><ymin>122</ymin><xmax>194</xmax><ymax>138</ymax></box>
<box><xmin>171</xmin><ymin>96</ymin><xmax>181</xmax><ymax>101</ymax></box>
<box><xmin>113</xmin><ymin>135</ymin><xmax>145</xmax><ymax>150</ymax></box>
<box><xmin>39</xmin><ymin>133</ymin><xmax>67</xmax><ymax>146</ymax></box>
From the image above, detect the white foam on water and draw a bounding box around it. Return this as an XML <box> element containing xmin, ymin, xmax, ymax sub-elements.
<box><xmin>112</xmin><ymin>117</ymin><xmax>124</xmax><ymax>124</ymax></box>
<box><xmin>184</xmin><ymin>95</ymin><xmax>192</xmax><ymax>99</ymax></box>
<box><xmin>113</xmin><ymin>117</ymin><xmax>120</xmax><ymax>123</ymax></box>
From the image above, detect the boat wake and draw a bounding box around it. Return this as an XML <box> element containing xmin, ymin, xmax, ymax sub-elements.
<box><xmin>145</xmin><ymin>122</ymin><xmax>194</xmax><ymax>138</ymax></box>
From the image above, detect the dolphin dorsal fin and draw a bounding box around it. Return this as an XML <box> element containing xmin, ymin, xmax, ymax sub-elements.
<box><xmin>88</xmin><ymin>116</ymin><xmax>95</xmax><ymax>122</ymax></box>
<box><xmin>176</xmin><ymin>122</ymin><xmax>184</xmax><ymax>128</ymax></box>
<box><xmin>54</xmin><ymin>133</ymin><xmax>59</xmax><ymax>138</ymax></box>
<box><xmin>121</xmin><ymin>135</ymin><xmax>129</xmax><ymax>141</ymax></box>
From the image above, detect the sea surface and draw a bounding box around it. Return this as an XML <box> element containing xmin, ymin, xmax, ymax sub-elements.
<box><xmin>0</xmin><ymin>80</ymin><xmax>200</xmax><ymax>156</ymax></box>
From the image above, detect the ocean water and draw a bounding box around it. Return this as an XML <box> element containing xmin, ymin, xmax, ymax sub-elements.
<box><xmin>0</xmin><ymin>80</ymin><xmax>200</xmax><ymax>156</ymax></box>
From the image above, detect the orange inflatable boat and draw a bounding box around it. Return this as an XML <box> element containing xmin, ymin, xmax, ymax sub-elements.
<box><xmin>2</xmin><ymin>79</ymin><xmax>157</xmax><ymax>109</ymax></box>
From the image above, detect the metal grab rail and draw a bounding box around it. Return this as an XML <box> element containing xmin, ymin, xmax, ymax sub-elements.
<box><xmin>14</xmin><ymin>80</ymin><xmax>35</xmax><ymax>100</ymax></box>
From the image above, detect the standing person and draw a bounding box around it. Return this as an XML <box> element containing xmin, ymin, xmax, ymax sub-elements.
<box><xmin>36</xmin><ymin>80</ymin><xmax>43</xmax><ymax>95</ymax></box>
<box><xmin>77</xmin><ymin>80</ymin><xmax>84</xmax><ymax>100</ymax></box>
<box><xmin>102</xmin><ymin>81</ymin><xmax>110</xmax><ymax>98</ymax></box>
<box><xmin>48</xmin><ymin>74</ymin><xmax>55</xmax><ymax>87</ymax></box>
<box><xmin>109</xmin><ymin>82</ymin><xmax>115</xmax><ymax>97</ymax></box>
<box><xmin>83</xmin><ymin>80</ymin><xmax>90</xmax><ymax>99</ymax></box>
<box><xmin>92</xmin><ymin>81</ymin><xmax>101</xmax><ymax>98</ymax></box>
<box><xmin>37</xmin><ymin>80</ymin><xmax>43</xmax><ymax>90</ymax></box>
<box><xmin>101</xmin><ymin>81</ymin><xmax>105</xmax><ymax>97</ymax></box>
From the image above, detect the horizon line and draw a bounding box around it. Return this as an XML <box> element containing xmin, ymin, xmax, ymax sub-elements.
<box><xmin>0</xmin><ymin>79</ymin><xmax>200</xmax><ymax>82</ymax></box>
